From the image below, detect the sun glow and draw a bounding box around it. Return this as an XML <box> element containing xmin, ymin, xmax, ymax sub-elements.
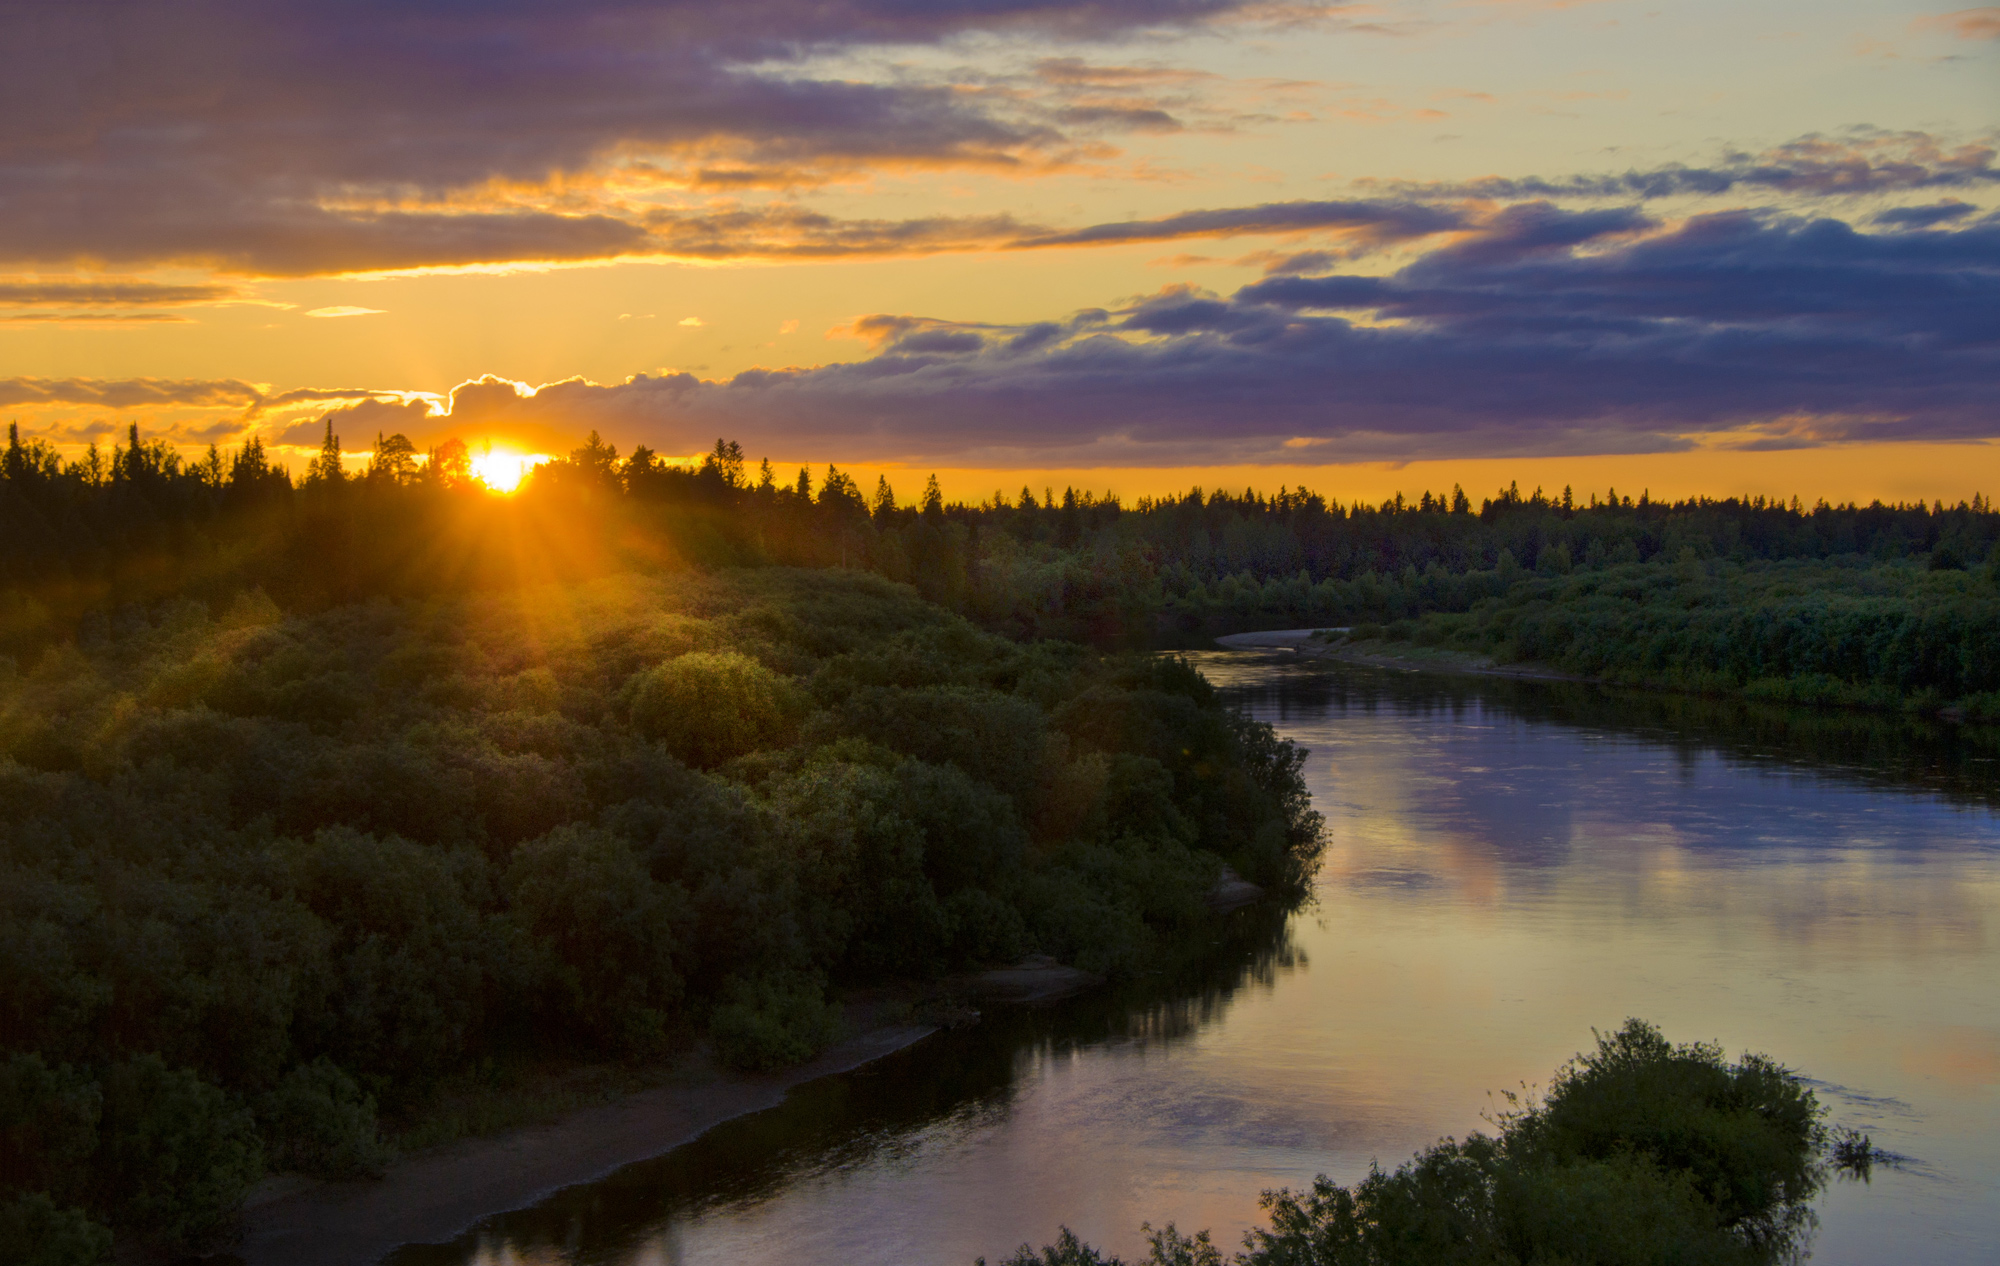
<box><xmin>470</xmin><ymin>444</ymin><xmax>541</xmax><ymax>493</ymax></box>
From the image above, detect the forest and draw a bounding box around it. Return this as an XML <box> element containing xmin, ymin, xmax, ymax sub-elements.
<box><xmin>0</xmin><ymin>420</ymin><xmax>1979</xmax><ymax>1261</ymax></box>
<box><xmin>2</xmin><ymin>422</ymin><xmax>1994</xmax><ymax>712</ymax></box>
<box><xmin>0</xmin><ymin>437</ymin><xmax>1326</xmax><ymax>1260</ymax></box>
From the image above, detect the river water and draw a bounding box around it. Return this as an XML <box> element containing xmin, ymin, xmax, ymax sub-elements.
<box><xmin>391</xmin><ymin>653</ymin><xmax>2000</xmax><ymax>1266</ymax></box>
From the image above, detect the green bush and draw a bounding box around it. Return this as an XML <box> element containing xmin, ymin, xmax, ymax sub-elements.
<box><xmin>0</xmin><ymin>1055</ymin><xmax>100</xmax><ymax>1208</ymax></box>
<box><xmin>503</xmin><ymin>825</ymin><xmax>689</xmax><ymax>1055</ymax></box>
<box><xmin>707</xmin><ymin>972</ymin><xmax>843</xmax><ymax>1072</ymax></box>
<box><xmin>1515</xmin><ymin>1019</ymin><xmax>1820</xmax><ymax>1238</ymax></box>
<box><xmin>96</xmin><ymin>1056</ymin><xmax>262</xmax><ymax>1255</ymax></box>
<box><xmin>0</xmin><ymin>1193</ymin><xmax>111</xmax><ymax>1266</ymax></box>
<box><xmin>1007</xmin><ymin>1021</ymin><xmax>1831</xmax><ymax>1266</ymax></box>
<box><xmin>628</xmin><ymin>650</ymin><xmax>798</xmax><ymax>767</ymax></box>
<box><xmin>254</xmin><ymin>1058</ymin><xmax>392</xmax><ymax>1179</ymax></box>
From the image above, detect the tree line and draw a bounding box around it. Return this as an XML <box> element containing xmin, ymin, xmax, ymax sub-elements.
<box><xmin>3</xmin><ymin>423</ymin><xmax>1994</xmax><ymax>709</ymax></box>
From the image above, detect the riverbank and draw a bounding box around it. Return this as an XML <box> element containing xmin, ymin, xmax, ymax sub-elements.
<box><xmin>233</xmin><ymin>1022</ymin><xmax>938</xmax><ymax>1266</ymax></box>
<box><xmin>230</xmin><ymin>951</ymin><xmax>1131</xmax><ymax>1266</ymax></box>
<box><xmin>1215</xmin><ymin>628</ymin><xmax>2000</xmax><ymax>710</ymax></box>
<box><xmin>1214</xmin><ymin>629</ymin><xmax>1585</xmax><ymax>684</ymax></box>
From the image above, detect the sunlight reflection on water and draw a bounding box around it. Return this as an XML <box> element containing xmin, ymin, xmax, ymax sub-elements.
<box><xmin>398</xmin><ymin>655</ymin><xmax>2000</xmax><ymax>1266</ymax></box>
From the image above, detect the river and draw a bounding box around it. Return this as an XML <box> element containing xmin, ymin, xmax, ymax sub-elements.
<box><xmin>388</xmin><ymin>652</ymin><xmax>2000</xmax><ymax>1265</ymax></box>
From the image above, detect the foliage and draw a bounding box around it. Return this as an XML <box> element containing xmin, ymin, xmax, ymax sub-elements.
<box><xmin>1357</xmin><ymin>553</ymin><xmax>1999</xmax><ymax>709</ymax></box>
<box><xmin>0</xmin><ymin>569</ymin><xmax>1322</xmax><ymax>1255</ymax></box>
<box><xmin>5</xmin><ymin>424</ymin><xmax>1994</xmax><ymax>721</ymax></box>
<box><xmin>96</xmin><ymin>1056</ymin><xmax>263</xmax><ymax>1254</ymax></box>
<box><xmin>1001</xmin><ymin>1021</ymin><xmax>1836</xmax><ymax>1266</ymax></box>
<box><xmin>0</xmin><ymin>1193</ymin><xmax>111</xmax><ymax>1266</ymax></box>
<box><xmin>627</xmin><ymin>650</ymin><xmax>799</xmax><ymax>767</ymax></box>
<box><xmin>707</xmin><ymin>972</ymin><xmax>845</xmax><ymax>1072</ymax></box>
<box><xmin>254</xmin><ymin>1058</ymin><xmax>393</xmax><ymax>1180</ymax></box>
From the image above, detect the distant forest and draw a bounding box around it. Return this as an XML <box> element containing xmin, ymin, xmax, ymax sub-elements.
<box><xmin>4</xmin><ymin>422</ymin><xmax>1996</xmax><ymax>711</ymax></box>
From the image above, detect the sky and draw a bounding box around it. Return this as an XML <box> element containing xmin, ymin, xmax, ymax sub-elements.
<box><xmin>1</xmin><ymin>0</ymin><xmax>1995</xmax><ymax>503</ymax></box>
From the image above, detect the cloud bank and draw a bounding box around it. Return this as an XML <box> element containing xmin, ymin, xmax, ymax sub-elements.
<box><xmin>265</xmin><ymin>207</ymin><xmax>1994</xmax><ymax>465</ymax></box>
<box><xmin>3</xmin><ymin>0</ymin><xmax>1988</xmax><ymax>280</ymax></box>
<box><xmin>0</xmin><ymin>0</ymin><xmax>1314</xmax><ymax>277</ymax></box>
<box><xmin>15</xmin><ymin>207</ymin><xmax>1993</xmax><ymax>464</ymax></box>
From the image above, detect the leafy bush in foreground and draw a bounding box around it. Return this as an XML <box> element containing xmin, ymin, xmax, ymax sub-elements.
<box><xmin>991</xmin><ymin>1021</ymin><xmax>1841</xmax><ymax>1266</ymax></box>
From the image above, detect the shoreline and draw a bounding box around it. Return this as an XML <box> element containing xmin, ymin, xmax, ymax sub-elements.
<box><xmin>1211</xmin><ymin>630</ymin><xmax>1990</xmax><ymax>721</ymax></box>
<box><xmin>234</xmin><ymin>1023</ymin><xmax>938</xmax><ymax>1266</ymax></box>
<box><xmin>1212</xmin><ymin>628</ymin><xmax>1584</xmax><ymax>683</ymax></box>
<box><xmin>230</xmin><ymin>956</ymin><xmax>1110</xmax><ymax>1266</ymax></box>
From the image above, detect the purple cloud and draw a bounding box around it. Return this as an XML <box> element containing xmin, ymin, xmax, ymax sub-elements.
<box><xmin>1366</xmin><ymin>132</ymin><xmax>2000</xmax><ymax>203</ymax></box>
<box><xmin>0</xmin><ymin>0</ymin><xmax>1291</xmax><ymax>276</ymax></box>
<box><xmin>306</xmin><ymin>209</ymin><xmax>1990</xmax><ymax>465</ymax></box>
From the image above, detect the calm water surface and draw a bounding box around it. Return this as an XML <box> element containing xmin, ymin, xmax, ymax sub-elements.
<box><xmin>393</xmin><ymin>655</ymin><xmax>2000</xmax><ymax>1266</ymax></box>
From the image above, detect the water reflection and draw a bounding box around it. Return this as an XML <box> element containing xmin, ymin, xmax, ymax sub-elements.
<box><xmin>392</xmin><ymin>657</ymin><xmax>2000</xmax><ymax>1266</ymax></box>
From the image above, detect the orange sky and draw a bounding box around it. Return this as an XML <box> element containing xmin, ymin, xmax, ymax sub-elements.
<box><xmin>906</xmin><ymin>440</ymin><xmax>2000</xmax><ymax>509</ymax></box>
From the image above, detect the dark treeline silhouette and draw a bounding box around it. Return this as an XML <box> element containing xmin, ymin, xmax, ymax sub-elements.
<box><xmin>4</xmin><ymin>424</ymin><xmax>1996</xmax><ymax>710</ymax></box>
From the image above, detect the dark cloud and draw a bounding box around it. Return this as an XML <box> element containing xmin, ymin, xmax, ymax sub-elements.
<box><xmin>0</xmin><ymin>377</ymin><xmax>267</xmax><ymax>410</ymax></box>
<box><xmin>308</xmin><ymin>210</ymin><xmax>1994</xmax><ymax>464</ymax></box>
<box><xmin>0</xmin><ymin>379</ymin><xmax>428</xmax><ymax>434</ymax></box>
<box><xmin>1010</xmin><ymin>198</ymin><xmax>1468</xmax><ymax>248</ymax></box>
<box><xmin>0</xmin><ymin>281</ymin><xmax>238</xmax><ymax>306</ymax></box>
<box><xmin>1874</xmin><ymin>200</ymin><xmax>1980</xmax><ymax>228</ymax></box>
<box><xmin>1367</xmin><ymin>132</ymin><xmax>2000</xmax><ymax>203</ymax></box>
<box><xmin>0</xmin><ymin>313</ymin><xmax>191</xmax><ymax>325</ymax></box>
<box><xmin>0</xmin><ymin>0</ymin><xmax>1298</xmax><ymax>275</ymax></box>
<box><xmin>23</xmin><ymin>202</ymin><xmax>1996</xmax><ymax>467</ymax></box>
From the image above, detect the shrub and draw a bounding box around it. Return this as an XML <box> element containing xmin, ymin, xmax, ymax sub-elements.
<box><xmin>1010</xmin><ymin>1021</ymin><xmax>1829</xmax><ymax>1266</ymax></box>
<box><xmin>707</xmin><ymin>972</ymin><xmax>842</xmax><ymax>1072</ymax></box>
<box><xmin>96</xmin><ymin>1056</ymin><xmax>262</xmax><ymax>1255</ymax></box>
<box><xmin>0</xmin><ymin>1055</ymin><xmax>100</xmax><ymax>1208</ymax></box>
<box><xmin>1514</xmin><ymin>1019</ymin><xmax>1820</xmax><ymax>1237</ymax></box>
<box><xmin>254</xmin><ymin>1058</ymin><xmax>392</xmax><ymax>1179</ymax></box>
<box><xmin>0</xmin><ymin>1194</ymin><xmax>112</xmax><ymax>1266</ymax></box>
<box><xmin>628</xmin><ymin>651</ymin><xmax>797</xmax><ymax>767</ymax></box>
<box><xmin>503</xmin><ymin>826</ymin><xmax>689</xmax><ymax>1055</ymax></box>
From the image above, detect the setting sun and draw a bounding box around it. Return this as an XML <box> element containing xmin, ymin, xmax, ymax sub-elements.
<box><xmin>469</xmin><ymin>445</ymin><xmax>542</xmax><ymax>493</ymax></box>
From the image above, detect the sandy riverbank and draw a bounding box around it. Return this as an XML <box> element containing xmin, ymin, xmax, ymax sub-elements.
<box><xmin>231</xmin><ymin>952</ymin><xmax>1126</xmax><ymax>1266</ymax></box>
<box><xmin>234</xmin><ymin>1023</ymin><xmax>938</xmax><ymax>1266</ymax></box>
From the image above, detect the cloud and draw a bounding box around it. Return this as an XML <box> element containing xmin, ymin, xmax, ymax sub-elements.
<box><xmin>1009</xmin><ymin>198</ymin><xmax>1468</xmax><ymax>249</ymax></box>
<box><xmin>0</xmin><ymin>379</ymin><xmax>435</xmax><ymax>437</ymax></box>
<box><xmin>0</xmin><ymin>312</ymin><xmax>192</xmax><ymax>325</ymax></box>
<box><xmin>272</xmin><ymin>396</ymin><xmax>439</xmax><ymax>447</ymax></box>
<box><xmin>304</xmin><ymin>209</ymin><xmax>1994</xmax><ymax>465</ymax></box>
<box><xmin>1874</xmin><ymin>200</ymin><xmax>1980</xmax><ymax>228</ymax></box>
<box><xmin>1365</xmin><ymin>131</ymin><xmax>2000</xmax><ymax>202</ymax></box>
<box><xmin>0</xmin><ymin>0</ymin><xmax>1330</xmax><ymax>277</ymax></box>
<box><xmin>1912</xmin><ymin>7</ymin><xmax>2000</xmax><ymax>39</ymax></box>
<box><xmin>0</xmin><ymin>281</ymin><xmax>238</xmax><ymax>307</ymax></box>
<box><xmin>0</xmin><ymin>377</ymin><xmax>268</xmax><ymax>411</ymax></box>
<box><xmin>19</xmin><ymin>203</ymin><xmax>1996</xmax><ymax>468</ymax></box>
<box><xmin>305</xmin><ymin>306</ymin><xmax>385</xmax><ymax>318</ymax></box>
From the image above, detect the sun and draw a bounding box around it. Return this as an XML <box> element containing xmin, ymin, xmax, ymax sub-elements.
<box><xmin>469</xmin><ymin>444</ymin><xmax>541</xmax><ymax>493</ymax></box>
